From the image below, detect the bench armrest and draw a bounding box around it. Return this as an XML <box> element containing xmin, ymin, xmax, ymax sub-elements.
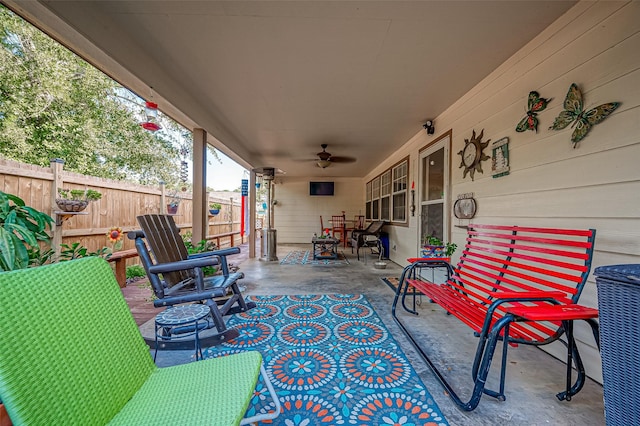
<box><xmin>489</xmin><ymin>290</ymin><xmax>566</xmax><ymax>300</ymax></box>
<box><xmin>407</xmin><ymin>257</ymin><xmax>451</xmax><ymax>264</ymax></box>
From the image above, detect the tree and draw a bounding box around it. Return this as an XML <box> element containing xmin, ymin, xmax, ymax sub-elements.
<box><xmin>0</xmin><ymin>6</ymin><xmax>184</xmax><ymax>186</ymax></box>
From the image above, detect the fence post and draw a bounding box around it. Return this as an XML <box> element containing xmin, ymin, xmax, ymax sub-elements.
<box><xmin>159</xmin><ymin>181</ymin><xmax>166</xmax><ymax>213</ymax></box>
<box><xmin>50</xmin><ymin>158</ymin><xmax>65</xmax><ymax>257</ymax></box>
<box><xmin>229</xmin><ymin>197</ymin><xmax>234</xmax><ymax>234</ymax></box>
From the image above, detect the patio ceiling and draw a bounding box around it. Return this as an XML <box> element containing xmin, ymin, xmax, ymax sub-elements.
<box><xmin>6</xmin><ymin>1</ymin><xmax>576</xmax><ymax>177</ymax></box>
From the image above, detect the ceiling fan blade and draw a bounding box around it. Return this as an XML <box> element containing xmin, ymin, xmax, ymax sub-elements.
<box><xmin>328</xmin><ymin>156</ymin><xmax>356</xmax><ymax>164</ymax></box>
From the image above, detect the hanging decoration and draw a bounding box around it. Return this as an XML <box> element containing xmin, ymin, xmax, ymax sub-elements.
<box><xmin>140</xmin><ymin>101</ymin><xmax>162</xmax><ymax>132</ymax></box>
<box><xmin>458</xmin><ymin>129</ymin><xmax>490</xmax><ymax>181</ymax></box>
<box><xmin>549</xmin><ymin>83</ymin><xmax>620</xmax><ymax>148</ymax></box>
<box><xmin>491</xmin><ymin>137</ymin><xmax>510</xmax><ymax>178</ymax></box>
<box><xmin>179</xmin><ymin>145</ymin><xmax>190</xmax><ymax>186</ymax></box>
<box><xmin>410</xmin><ymin>181</ymin><xmax>415</xmax><ymax>216</ymax></box>
<box><xmin>241</xmin><ymin>178</ymin><xmax>249</xmax><ymax>237</ymax></box>
<box><xmin>515</xmin><ymin>91</ymin><xmax>551</xmax><ymax>133</ymax></box>
<box><xmin>453</xmin><ymin>193</ymin><xmax>477</xmax><ymax>220</ymax></box>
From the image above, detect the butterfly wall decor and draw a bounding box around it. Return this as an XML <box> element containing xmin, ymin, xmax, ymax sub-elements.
<box><xmin>549</xmin><ymin>83</ymin><xmax>620</xmax><ymax>148</ymax></box>
<box><xmin>515</xmin><ymin>91</ymin><xmax>551</xmax><ymax>133</ymax></box>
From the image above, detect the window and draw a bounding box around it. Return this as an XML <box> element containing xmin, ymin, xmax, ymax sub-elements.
<box><xmin>371</xmin><ymin>176</ymin><xmax>380</xmax><ymax>220</ymax></box>
<box><xmin>364</xmin><ymin>158</ymin><xmax>408</xmax><ymax>225</ymax></box>
<box><xmin>365</xmin><ymin>181</ymin><xmax>372</xmax><ymax>220</ymax></box>
<box><xmin>380</xmin><ymin>170</ymin><xmax>391</xmax><ymax>221</ymax></box>
<box><xmin>392</xmin><ymin>160</ymin><xmax>408</xmax><ymax>222</ymax></box>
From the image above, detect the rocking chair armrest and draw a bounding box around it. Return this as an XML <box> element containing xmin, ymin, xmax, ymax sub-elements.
<box><xmin>153</xmin><ymin>290</ymin><xmax>224</xmax><ymax>307</ymax></box>
<box><xmin>148</xmin><ymin>257</ymin><xmax>220</xmax><ymax>275</ymax></box>
<box><xmin>188</xmin><ymin>247</ymin><xmax>240</xmax><ymax>259</ymax></box>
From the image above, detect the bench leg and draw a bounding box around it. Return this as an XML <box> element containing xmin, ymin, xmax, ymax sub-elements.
<box><xmin>556</xmin><ymin>318</ymin><xmax>600</xmax><ymax>402</ymax></box>
<box><xmin>392</xmin><ymin>281</ymin><xmax>514</xmax><ymax>411</ymax></box>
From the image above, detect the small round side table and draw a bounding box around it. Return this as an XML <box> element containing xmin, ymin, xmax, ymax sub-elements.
<box><xmin>154</xmin><ymin>304</ymin><xmax>211</xmax><ymax>362</ymax></box>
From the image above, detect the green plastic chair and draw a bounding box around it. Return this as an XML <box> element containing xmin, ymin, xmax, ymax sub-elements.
<box><xmin>0</xmin><ymin>257</ymin><xmax>280</xmax><ymax>425</ymax></box>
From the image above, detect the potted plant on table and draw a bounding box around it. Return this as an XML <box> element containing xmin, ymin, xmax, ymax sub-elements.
<box><xmin>209</xmin><ymin>202</ymin><xmax>222</xmax><ymax>216</ymax></box>
<box><xmin>56</xmin><ymin>188</ymin><xmax>102</xmax><ymax>212</ymax></box>
<box><xmin>421</xmin><ymin>235</ymin><xmax>457</xmax><ymax>258</ymax></box>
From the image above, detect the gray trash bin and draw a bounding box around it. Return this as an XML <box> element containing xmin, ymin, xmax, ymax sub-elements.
<box><xmin>594</xmin><ymin>264</ymin><xmax>640</xmax><ymax>426</ymax></box>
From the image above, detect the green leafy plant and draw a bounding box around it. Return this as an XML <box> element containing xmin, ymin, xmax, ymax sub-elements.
<box><xmin>57</xmin><ymin>188</ymin><xmax>102</xmax><ymax>202</ymax></box>
<box><xmin>424</xmin><ymin>235</ymin><xmax>458</xmax><ymax>257</ymax></box>
<box><xmin>181</xmin><ymin>232</ymin><xmax>219</xmax><ymax>276</ymax></box>
<box><xmin>126</xmin><ymin>264</ymin><xmax>147</xmax><ymax>279</ymax></box>
<box><xmin>58</xmin><ymin>242</ymin><xmax>111</xmax><ymax>261</ymax></box>
<box><xmin>0</xmin><ymin>190</ymin><xmax>54</xmax><ymax>271</ymax></box>
<box><xmin>209</xmin><ymin>202</ymin><xmax>222</xmax><ymax>210</ymax></box>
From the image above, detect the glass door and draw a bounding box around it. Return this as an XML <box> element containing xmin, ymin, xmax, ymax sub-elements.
<box><xmin>418</xmin><ymin>136</ymin><xmax>450</xmax><ymax>254</ymax></box>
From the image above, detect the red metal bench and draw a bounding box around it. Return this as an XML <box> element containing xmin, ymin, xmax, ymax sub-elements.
<box><xmin>391</xmin><ymin>224</ymin><xmax>600</xmax><ymax>411</ymax></box>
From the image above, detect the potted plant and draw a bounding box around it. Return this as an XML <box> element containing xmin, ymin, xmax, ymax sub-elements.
<box><xmin>166</xmin><ymin>191</ymin><xmax>181</xmax><ymax>214</ymax></box>
<box><xmin>209</xmin><ymin>202</ymin><xmax>222</xmax><ymax>216</ymax></box>
<box><xmin>56</xmin><ymin>188</ymin><xmax>102</xmax><ymax>212</ymax></box>
<box><xmin>421</xmin><ymin>235</ymin><xmax>457</xmax><ymax>258</ymax></box>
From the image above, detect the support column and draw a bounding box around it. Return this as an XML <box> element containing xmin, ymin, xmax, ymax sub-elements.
<box><xmin>192</xmin><ymin>128</ymin><xmax>207</xmax><ymax>243</ymax></box>
<box><xmin>249</xmin><ymin>171</ymin><xmax>256</xmax><ymax>258</ymax></box>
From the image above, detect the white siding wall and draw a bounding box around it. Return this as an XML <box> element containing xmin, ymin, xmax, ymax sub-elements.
<box><xmin>274</xmin><ymin>176</ymin><xmax>364</xmax><ymax>243</ymax></box>
<box><xmin>365</xmin><ymin>1</ymin><xmax>640</xmax><ymax>383</ymax></box>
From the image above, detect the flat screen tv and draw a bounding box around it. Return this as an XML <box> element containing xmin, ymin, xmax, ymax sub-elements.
<box><xmin>310</xmin><ymin>181</ymin><xmax>334</xmax><ymax>196</ymax></box>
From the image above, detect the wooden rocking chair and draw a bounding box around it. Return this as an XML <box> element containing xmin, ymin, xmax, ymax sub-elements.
<box><xmin>129</xmin><ymin>214</ymin><xmax>255</xmax><ymax>347</ymax></box>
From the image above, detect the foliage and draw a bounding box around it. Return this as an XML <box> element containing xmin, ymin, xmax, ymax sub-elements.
<box><xmin>58</xmin><ymin>242</ymin><xmax>111</xmax><ymax>261</ymax></box>
<box><xmin>57</xmin><ymin>188</ymin><xmax>102</xmax><ymax>201</ymax></box>
<box><xmin>424</xmin><ymin>235</ymin><xmax>458</xmax><ymax>257</ymax></box>
<box><xmin>0</xmin><ymin>6</ymin><xmax>184</xmax><ymax>186</ymax></box>
<box><xmin>181</xmin><ymin>232</ymin><xmax>219</xmax><ymax>276</ymax></box>
<box><xmin>0</xmin><ymin>190</ymin><xmax>54</xmax><ymax>271</ymax></box>
<box><xmin>126</xmin><ymin>264</ymin><xmax>146</xmax><ymax>279</ymax></box>
<box><xmin>209</xmin><ymin>202</ymin><xmax>222</xmax><ymax>210</ymax></box>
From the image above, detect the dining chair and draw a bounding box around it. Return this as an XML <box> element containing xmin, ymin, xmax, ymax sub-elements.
<box><xmin>331</xmin><ymin>214</ymin><xmax>347</xmax><ymax>247</ymax></box>
<box><xmin>354</xmin><ymin>215</ymin><xmax>365</xmax><ymax>230</ymax></box>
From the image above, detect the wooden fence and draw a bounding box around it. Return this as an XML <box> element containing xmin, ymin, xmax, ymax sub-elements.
<box><xmin>0</xmin><ymin>157</ymin><xmax>242</xmax><ymax>265</ymax></box>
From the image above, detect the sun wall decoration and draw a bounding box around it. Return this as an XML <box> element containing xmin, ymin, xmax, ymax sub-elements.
<box><xmin>458</xmin><ymin>129</ymin><xmax>490</xmax><ymax>181</ymax></box>
<box><xmin>516</xmin><ymin>91</ymin><xmax>551</xmax><ymax>133</ymax></box>
<box><xmin>549</xmin><ymin>83</ymin><xmax>620</xmax><ymax>148</ymax></box>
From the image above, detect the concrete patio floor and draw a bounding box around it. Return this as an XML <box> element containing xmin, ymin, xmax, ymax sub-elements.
<box><xmin>125</xmin><ymin>243</ymin><xmax>605</xmax><ymax>425</ymax></box>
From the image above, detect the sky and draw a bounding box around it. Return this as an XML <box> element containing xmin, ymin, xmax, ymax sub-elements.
<box><xmin>206</xmin><ymin>150</ymin><xmax>248</xmax><ymax>191</ymax></box>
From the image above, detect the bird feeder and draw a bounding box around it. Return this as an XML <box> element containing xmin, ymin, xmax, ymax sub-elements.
<box><xmin>140</xmin><ymin>101</ymin><xmax>161</xmax><ymax>132</ymax></box>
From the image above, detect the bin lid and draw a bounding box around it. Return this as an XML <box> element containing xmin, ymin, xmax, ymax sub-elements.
<box><xmin>594</xmin><ymin>264</ymin><xmax>640</xmax><ymax>285</ymax></box>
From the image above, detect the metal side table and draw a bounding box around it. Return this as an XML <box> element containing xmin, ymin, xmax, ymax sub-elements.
<box><xmin>154</xmin><ymin>304</ymin><xmax>211</xmax><ymax>361</ymax></box>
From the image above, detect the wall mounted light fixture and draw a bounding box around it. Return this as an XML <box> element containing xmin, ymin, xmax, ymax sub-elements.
<box><xmin>423</xmin><ymin>120</ymin><xmax>435</xmax><ymax>135</ymax></box>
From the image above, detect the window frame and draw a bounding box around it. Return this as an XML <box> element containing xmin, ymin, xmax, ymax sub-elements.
<box><xmin>364</xmin><ymin>156</ymin><xmax>409</xmax><ymax>226</ymax></box>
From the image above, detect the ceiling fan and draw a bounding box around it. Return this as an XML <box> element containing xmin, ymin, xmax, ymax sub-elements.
<box><xmin>315</xmin><ymin>144</ymin><xmax>356</xmax><ymax>168</ymax></box>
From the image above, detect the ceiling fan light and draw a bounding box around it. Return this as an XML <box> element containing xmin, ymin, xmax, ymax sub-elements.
<box><xmin>317</xmin><ymin>159</ymin><xmax>331</xmax><ymax>168</ymax></box>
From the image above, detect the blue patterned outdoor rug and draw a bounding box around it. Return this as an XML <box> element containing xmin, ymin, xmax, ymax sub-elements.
<box><xmin>280</xmin><ymin>250</ymin><xmax>350</xmax><ymax>266</ymax></box>
<box><xmin>203</xmin><ymin>294</ymin><xmax>448</xmax><ymax>425</ymax></box>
